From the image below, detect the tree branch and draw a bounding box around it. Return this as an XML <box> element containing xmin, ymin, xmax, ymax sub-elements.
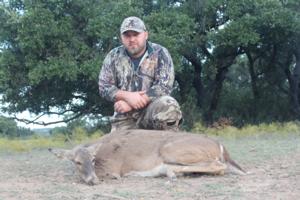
<box><xmin>10</xmin><ymin>106</ymin><xmax>98</xmax><ymax>126</ymax></box>
<box><xmin>11</xmin><ymin>112</ymin><xmax>83</xmax><ymax>126</ymax></box>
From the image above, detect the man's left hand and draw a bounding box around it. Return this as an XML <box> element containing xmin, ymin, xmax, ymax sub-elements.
<box><xmin>114</xmin><ymin>100</ymin><xmax>133</xmax><ymax>113</ymax></box>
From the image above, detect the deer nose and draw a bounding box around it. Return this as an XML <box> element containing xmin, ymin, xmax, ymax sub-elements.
<box><xmin>86</xmin><ymin>176</ymin><xmax>100</xmax><ymax>186</ymax></box>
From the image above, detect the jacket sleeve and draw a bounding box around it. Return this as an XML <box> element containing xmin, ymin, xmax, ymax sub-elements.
<box><xmin>146</xmin><ymin>47</ymin><xmax>175</xmax><ymax>100</ymax></box>
<box><xmin>98</xmin><ymin>53</ymin><xmax>119</xmax><ymax>102</ymax></box>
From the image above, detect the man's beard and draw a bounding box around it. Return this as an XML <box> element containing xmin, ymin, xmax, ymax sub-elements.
<box><xmin>126</xmin><ymin>43</ymin><xmax>146</xmax><ymax>58</ymax></box>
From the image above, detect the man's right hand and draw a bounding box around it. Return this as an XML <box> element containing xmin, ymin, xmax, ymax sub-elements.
<box><xmin>114</xmin><ymin>100</ymin><xmax>133</xmax><ymax>113</ymax></box>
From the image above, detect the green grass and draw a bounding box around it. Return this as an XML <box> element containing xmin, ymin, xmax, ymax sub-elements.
<box><xmin>192</xmin><ymin>121</ymin><xmax>300</xmax><ymax>138</ymax></box>
<box><xmin>1</xmin><ymin>121</ymin><xmax>300</xmax><ymax>152</ymax></box>
<box><xmin>0</xmin><ymin>130</ymin><xmax>104</xmax><ymax>152</ymax></box>
<box><xmin>0</xmin><ymin>136</ymin><xmax>65</xmax><ymax>152</ymax></box>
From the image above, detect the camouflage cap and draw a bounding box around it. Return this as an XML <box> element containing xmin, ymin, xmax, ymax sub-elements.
<box><xmin>120</xmin><ymin>16</ymin><xmax>147</xmax><ymax>34</ymax></box>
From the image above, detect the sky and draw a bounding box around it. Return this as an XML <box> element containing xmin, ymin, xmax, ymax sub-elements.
<box><xmin>0</xmin><ymin>94</ymin><xmax>66</xmax><ymax>129</ymax></box>
<box><xmin>15</xmin><ymin>111</ymin><xmax>66</xmax><ymax>129</ymax></box>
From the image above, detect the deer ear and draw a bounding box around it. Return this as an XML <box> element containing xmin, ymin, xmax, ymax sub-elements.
<box><xmin>86</xmin><ymin>144</ymin><xmax>102</xmax><ymax>157</ymax></box>
<box><xmin>48</xmin><ymin>148</ymin><xmax>74</xmax><ymax>160</ymax></box>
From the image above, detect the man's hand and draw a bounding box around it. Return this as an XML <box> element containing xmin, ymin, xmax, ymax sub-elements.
<box><xmin>115</xmin><ymin>90</ymin><xmax>150</xmax><ymax>110</ymax></box>
<box><xmin>114</xmin><ymin>100</ymin><xmax>133</xmax><ymax>113</ymax></box>
<box><xmin>125</xmin><ymin>91</ymin><xmax>149</xmax><ymax>109</ymax></box>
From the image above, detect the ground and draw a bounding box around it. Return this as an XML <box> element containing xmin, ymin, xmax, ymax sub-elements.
<box><xmin>0</xmin><ymin>133</ymin><xmax>299</xmax><ymax>200</ymax></box>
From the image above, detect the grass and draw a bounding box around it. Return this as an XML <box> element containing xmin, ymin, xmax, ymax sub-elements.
<box><xmin>0</xmin><ymin>136</ymin><xmax>66</xmax><ymax>152</ymax></box>
<box><xmin>0</xmin><ymin>130</ymin><xmax>104</xmax><ymax>152</ymax></box>
<box><xmin>1</xmin><ymin>121</ymin><xmax>300</xmax><ymax>152</ymax></box>
<box><xmin>192</xmin><ymin>121</ymin><xmax>300</xmax><ymax>138</ymax></box>
<box><xmin>0</xmin><ymin>124</ymin><xmax>299</xmax><ymax>200</ymax></box>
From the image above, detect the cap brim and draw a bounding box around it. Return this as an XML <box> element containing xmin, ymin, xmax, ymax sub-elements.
<box><xmin>121</xmin><ymin>28</ymin><xmax>144</xmax><ymax>34</ymax></box>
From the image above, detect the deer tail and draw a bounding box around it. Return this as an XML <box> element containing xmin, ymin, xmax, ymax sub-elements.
<box><xmin>220</xmin><ymin>144</ymin><xmax>247</xmax><ymax>175</ymax></box>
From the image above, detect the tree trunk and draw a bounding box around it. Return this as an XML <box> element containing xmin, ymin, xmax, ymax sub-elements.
<box><xmin>246</xmin><ymin>52</ymin><xmax>259</xmax><ymax>100</ymax></box>
<box><xmin>205</xmin><ymin>66</ymin><xmax>228</xmax><ymax>124</ymax></box>
<box><xmin>204</xmin><ymin>54</ymin><xmax>236</xmax><ymax>124</ymax></box>
<box><xmin>175</xmin><ymin>73</ymin><xmax>189</xmax><ymax>102</ymax></box>
<box><xmin>286</xmin><ymin>47</ymin><xmax>300</xmax><ymax>116</ymax></box>
<box><xmin>193</xmin><ymin>62</ymin><xmax>204</xmax><ymax>107</ymax></box>
<box><xmin>190</xmin><ymin>56</ymin><xmax>204</xmax><ymax>107</ymax></box>
<box><xmin>182</xmin><ymin>54</ymin><xmax>204</xmax><ymax>107</ymax></box>
<box><xmin>245</xmin><ymin>52</ymin><xmax>259</xmax><ymax>118</ymax></box>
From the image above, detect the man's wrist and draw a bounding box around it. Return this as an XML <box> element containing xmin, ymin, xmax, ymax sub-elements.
<box><xmin>115</xmin><ymin>90</ymin><xmax>128</xmax><ymax>101</ymax></box>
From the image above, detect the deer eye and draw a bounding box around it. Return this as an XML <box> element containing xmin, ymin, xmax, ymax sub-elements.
<box><xmin>75</xmin><ymin>161</ymin><xmax>82</xmax><ymax>166</ymax></box>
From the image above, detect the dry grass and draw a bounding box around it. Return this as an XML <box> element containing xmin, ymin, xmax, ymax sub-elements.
<box><xmin>0</xmin><ymin>132</ymin><xmax>299</xmax><ymax>200</ymax></box>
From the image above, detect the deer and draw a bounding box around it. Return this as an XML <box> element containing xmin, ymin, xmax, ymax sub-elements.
<box><xmin>49</xmin><ymin>129</ymin><xmax>247</xmax><ymax>185</ymax></box>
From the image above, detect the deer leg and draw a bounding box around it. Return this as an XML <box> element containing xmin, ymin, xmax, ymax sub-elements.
<box><xmin>124</xmin><ymin>164</ymin><xmax>178</xmax><ymax>180</ymax></box>
<box><xmin>165</xmin><ymin>167</ymin><xmax>177</xmax><ymax>180</ymax></box>
<box><xmin>166</xmin><ymin>160</ymin><xmax>227</xmax><ymax>175</ymax></box>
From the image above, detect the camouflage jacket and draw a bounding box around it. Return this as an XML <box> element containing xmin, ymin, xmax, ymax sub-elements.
<box><xmin>98</xmin><ymin>42</ymin><xmax>175</xmax><ymax>102</ymax></box>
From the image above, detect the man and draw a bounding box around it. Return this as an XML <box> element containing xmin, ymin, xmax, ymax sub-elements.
<box><xmin>98</xmin><ymin>16</ymin><xmax>182</xmax><ymax>132</ymax></box>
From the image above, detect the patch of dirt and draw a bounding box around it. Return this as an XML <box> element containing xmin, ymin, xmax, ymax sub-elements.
<box><xmin>0</xmin><ymin>133</ymin><xmax>299</xmax><ymax>200</ymax></box>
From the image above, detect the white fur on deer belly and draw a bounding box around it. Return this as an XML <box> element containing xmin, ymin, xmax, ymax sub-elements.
<box><xmin>124</xmin><ymin>164</ymin><xmax>171</xmax><ymax>177</ymax></box>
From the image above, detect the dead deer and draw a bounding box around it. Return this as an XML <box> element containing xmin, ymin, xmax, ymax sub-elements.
<box><xmin>49</xmin><ymin>129</ymin><xmax>246</xmax><ymax>185</ymax></box>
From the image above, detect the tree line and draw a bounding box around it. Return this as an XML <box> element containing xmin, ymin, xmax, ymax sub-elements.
<box><xmin>0</xmin><ymin>0</ymin><xmax>299</xmax><ymax>130</ymax></box>
<box><xmin>0</xmin><ymin>115</ymin><xmax>32</xmax><ymax>137</ymax></box>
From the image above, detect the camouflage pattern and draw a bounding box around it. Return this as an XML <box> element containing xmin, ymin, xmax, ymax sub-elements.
<box><xmin>120</xmin><ymin>16</ymin><xmax>146</xmax><ymax>34</ymax></box>
<box><xmin>98</xmin><ymin>42</ymin><xmax>175</xmax><ymax>102</ymax></box>
<box><xmin>139</xmin><ymin>96</ymin><xmax>182</xmax><ymax>131</ymax></box>
<box><xmin>98</xmin><ymin>41</ymin><xmax>182</xmax><ymax>132</ymax></box>
<box><xmin>110</xmin><ymin>96</ymin><xmax>182</xmax><ymax>133</ymax></box>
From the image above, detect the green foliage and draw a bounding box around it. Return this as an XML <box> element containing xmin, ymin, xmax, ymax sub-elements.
<box><xmin>0</xmin><ymin>116</ymin><xmax>17</xmax><ymax>137</ymax></box>
<box><xmin>0</xmin><ymin>0</ymin><xmax>129</xmax><ymax>116</ymax></box>
<box><xmin>71</xmin><ymin>126</ymin><xmax>88</xmax><ymax>141</ymax></box>
<box><xmin>210</xmin><ymin>15</ymin><xmax>260</xmax><ymax>48</ymax></box>
<box><xmin>145</xmin><ymin>9</ymin><xmax>195</xmax><ymax>68</ymax></box>
<box><xmin>49</xmin><ymin>117</ymin><xmax>105</xmax><ymax>143</ymax></box>
<box><xmin>0</xmin><ymin>115</ymin><xmax>33</xmax><ymax>138</ymax></box>
<box><xmin>1</xmin><ymin>0</ymin><xmax>300</xmax><ymax>130</ymax></box>
<box><xmin>214</xmin><ymin>55</ymin><xmax>292</xmax><ymax>125</ymax></box>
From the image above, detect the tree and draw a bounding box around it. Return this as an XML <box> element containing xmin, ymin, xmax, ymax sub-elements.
<box><xmin>0</xmin><ymin>116</ymin><xmax>18</xmax><ymax>137</ymax></box>
<box><xmin>0</xmin><ymin>0</ymin><xmax>196</xmax><ymax>126</ymax></box>
<box><xmin>0</xmin><ymin>115</ymin><xmax>32</xmax><ymax>137</ymax></box>
<box><xmin>1</xmin><ymin>0</ymin><xmax>300</xmax><ymax>129</ymax></box>
<box><xmin>178</xmin><ymin>0</ymin><xmax>300</xmax><ymax>124</ymax></box>
<box><xmin>0</xmin><ymin>0</ymin><xmax>142</xmax><ymax>125</ymax></box>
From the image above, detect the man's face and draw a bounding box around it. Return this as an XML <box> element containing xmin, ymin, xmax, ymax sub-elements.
<box><xmin>121</xmin><ymin>31</ymin><xmax>148</xmax><ymax>58</ymax></box>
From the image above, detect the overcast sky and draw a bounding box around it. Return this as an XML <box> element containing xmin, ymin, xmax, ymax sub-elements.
<box><xmin>15</xmin><ymin>111</ymin><xmax>66</xmax><ymax>129</ymax></box>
